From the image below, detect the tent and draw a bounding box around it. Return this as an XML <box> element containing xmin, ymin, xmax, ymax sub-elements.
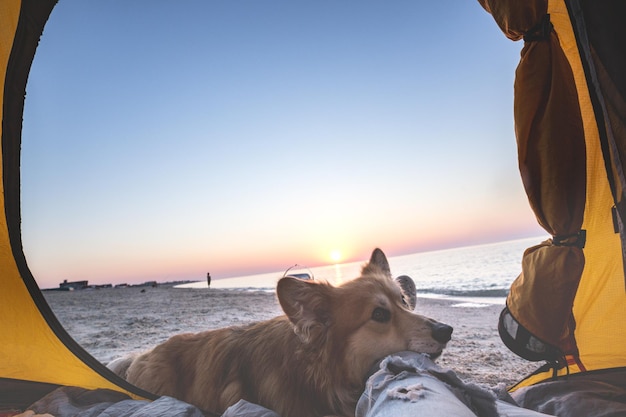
<box><xmin>480</xmin><ymin>0</ymin><xmax>626</xmax><ymax>380</ymax></box>
<box><xmin>1</xmin><ymin>0</ymin><xmax>624</xmax><ymax>415</ymax></box>
<box><xmin>0</xmin><ymin>0</ymin><xmax>157</xmax><ymax>411</ymax></box>
<box><xmin>479</xmin><ymin>0</ymin><xmax>626</xmax><ymax>414</ymax></box>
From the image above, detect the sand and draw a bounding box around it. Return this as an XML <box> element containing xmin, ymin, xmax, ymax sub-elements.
<box><xmin>43</xmin><ymin>285</ymin><xmax>540</xmax><ymax>388</ymax></box>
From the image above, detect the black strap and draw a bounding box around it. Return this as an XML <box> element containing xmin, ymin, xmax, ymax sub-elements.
<box><xmin>524</xmin><ymin>14</ymin><xmax>554</xmax><ymax>42</ymax></box>
<box><xmin>553</xmin><ymin>230</ymin><xmax>587</xmax><ymax>248</ymax></box>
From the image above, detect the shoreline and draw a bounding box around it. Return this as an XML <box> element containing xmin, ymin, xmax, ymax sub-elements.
<box><xmin>43</xmin><ymin>286</ymin><xmax>539</xmax><ymax>388</ymax></box>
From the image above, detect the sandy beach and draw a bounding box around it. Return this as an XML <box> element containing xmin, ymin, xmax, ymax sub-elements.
<box><xmin>44</xmin><ymin>285</ymin><xmax>539</xmax><ymax>388</ymax></box>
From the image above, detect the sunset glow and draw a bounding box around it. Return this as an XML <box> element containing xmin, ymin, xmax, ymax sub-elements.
<box><xmin>329</xmin><ymin>250</ymin><xmax>343</xmax><ymax>264</ymax></box>
<box><xmin>19</xmin><ymin>2</ymin><xmax>546</xmax><ymax>289</ymax></box>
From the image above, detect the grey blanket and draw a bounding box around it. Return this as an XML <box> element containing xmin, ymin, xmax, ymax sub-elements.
<box><xmin>29</xmin><ymin>356</ymin><xmax>624</xmax><ymax>417</ymax></box>
<box><xmin>27</xmin><ymin>386</ymin><xmax>206</xmax><ymax>417</ymax></box>
<box><xmin>511</xmin><ymin>368</ymin><xmax>626</xmax><ymax>417</ymax></box>
<box><xmin>25</xmin><ymin>386</ymin><xmax>278</xmax><ymax>417</ymax></box>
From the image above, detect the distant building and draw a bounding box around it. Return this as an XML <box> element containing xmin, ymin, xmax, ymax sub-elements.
<box><xmin>59</xmin><ymin>279</ymin><xmax>88</xmax><ymax>291</ymax></box>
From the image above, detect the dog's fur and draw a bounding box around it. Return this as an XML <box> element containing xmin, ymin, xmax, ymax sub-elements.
<box><xmin>108</xmin><ymin>249</ymin><xmax>452</xmax><ymax>417</ymax></box>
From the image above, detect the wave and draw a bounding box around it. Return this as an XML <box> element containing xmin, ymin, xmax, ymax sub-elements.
<box><xmin>182</xmin><ymin>280</ymin><xmax>510</xmax><ymax>298</ymax></box>
<box><xmin>416</xmin><ymin>288</ymin><xmax>509</xmax><ymax>298</ymax></box>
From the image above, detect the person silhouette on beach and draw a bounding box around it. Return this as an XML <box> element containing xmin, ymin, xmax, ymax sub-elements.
<box><xmin>207</xmin><ymin>272</ymin><xmax>211</xmax><ymax>288</ymax></box>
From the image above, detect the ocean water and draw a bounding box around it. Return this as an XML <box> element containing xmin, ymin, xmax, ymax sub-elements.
<box><xmin>179</xmin><ymin>236</ymin><xmax>546</xmax><ymax>303</ymax></box>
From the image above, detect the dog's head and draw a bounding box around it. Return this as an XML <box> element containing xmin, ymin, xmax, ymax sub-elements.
<box><xmin>277</xmin><ymin>248</ymin><xmax>453</xmax><ymax>381</ymax></box>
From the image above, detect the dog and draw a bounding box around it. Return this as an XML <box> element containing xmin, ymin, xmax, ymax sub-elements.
<box><xmin>108</xmin><ymin>248</ymin><xmax>453</xmax><ymax>417</ymax></box>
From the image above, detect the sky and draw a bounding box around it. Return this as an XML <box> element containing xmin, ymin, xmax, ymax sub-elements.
<box><xmin>20</xmin><ymin>1</ymin><xmax>545</xmax><ymax>289</ymax></box>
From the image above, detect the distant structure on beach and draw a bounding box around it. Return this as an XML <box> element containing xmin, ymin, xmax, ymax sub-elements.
<box><xmin>59</xmin><ymin>280</ymin><xmax>88</xmax><ymax>291</ymax></box>
<box><xmin>53</xmin><ymin>280</ymin><xmax>156</xmax><ymax>291</ymax></box>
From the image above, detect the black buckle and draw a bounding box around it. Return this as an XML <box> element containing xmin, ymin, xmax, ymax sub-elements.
<box><xmin>524</xmin><ymin>14</ymin><xmax>553</xmax><ymax>42</ymax></box>
<box><xmin>553</xmin><ymin>230</ymin><xmax>587</xmax><ymax>248</ymax></box>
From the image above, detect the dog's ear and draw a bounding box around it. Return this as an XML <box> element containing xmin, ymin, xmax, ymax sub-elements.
<box><xmin>277</xmin><ymin>277</ymin><xmax>332</xmax><ymax>344</ymax></box>
<box><xmin>361</xmin><ymin>248</ymin><xmax>392</xmax><ymax>278</ymax></box>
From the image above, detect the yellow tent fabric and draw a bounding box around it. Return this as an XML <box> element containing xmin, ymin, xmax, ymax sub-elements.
<box><xmin>480</xmin><ymin>0</ymin><xmax>626</xmax><ymax>389</ymax></box>
<box><xmin>0</xmin><ymin>0</ymin><xmax>153</xmax><ymax>410</ymax></box>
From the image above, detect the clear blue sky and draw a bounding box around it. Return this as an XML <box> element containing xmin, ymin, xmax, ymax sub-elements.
<box><xmin>21</xmin><ymin>1</ymin><xmax>544</xmax><ymax>288</ymax></box>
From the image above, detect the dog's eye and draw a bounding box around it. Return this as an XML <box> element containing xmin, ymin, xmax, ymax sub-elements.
<box><xmin>371</xmin><ymin>307</ymin><xmax>391</xmax><ymax>323</ymax></box>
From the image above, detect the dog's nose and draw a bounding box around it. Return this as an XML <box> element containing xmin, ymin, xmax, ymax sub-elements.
<box><xmin>432</xmin><ymin>323</ymin><xmax>453</xmax><ymax>343</ymax></box>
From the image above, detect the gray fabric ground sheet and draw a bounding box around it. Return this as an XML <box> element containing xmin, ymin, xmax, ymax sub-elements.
<box><xmin>27</xmin><ymin>386</ymin><xmax>205</xmax><ymax>417</ymax></box>
<box><xmin>22</xmin><ymin>360</ymin><xmax>626</xmax><ymax>417</ymax></box>
<box><xmin>511</xmin><ymin>368</ymin><xmax>626</xmax><ymax>417</ymax></box>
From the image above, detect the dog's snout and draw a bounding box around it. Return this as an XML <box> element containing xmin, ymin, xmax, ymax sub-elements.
<box><xmin>432</xmin><ymin>323</ymin><xmax>453</xmax><ymax>343</ymax></box>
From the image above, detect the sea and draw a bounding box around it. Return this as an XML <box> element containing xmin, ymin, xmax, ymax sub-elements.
<box><xmin>177</xmin><ymin>236</ymin><xmax>546</xmax><ymax>305</ymax></box>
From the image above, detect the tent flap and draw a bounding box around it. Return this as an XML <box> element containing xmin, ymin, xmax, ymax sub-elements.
<box><xmin>0</xmin><ymin>0</ymin><xmax>155</xmax><ymax>405</ymax></box>
<box><xmin>482</xmin><ymin>0</ymin><xmax>626</xmax><ymax>389</ymax></box>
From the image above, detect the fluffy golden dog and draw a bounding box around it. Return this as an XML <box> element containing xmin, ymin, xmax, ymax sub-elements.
<box><xmin>109</xmin><ymin>249</ymin><xmax>453</xmax><ymax>417</ymax></box>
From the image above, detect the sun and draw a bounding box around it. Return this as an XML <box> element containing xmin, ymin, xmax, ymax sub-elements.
<box><xmin>329</xmin><ymin>250</ymin><xmax>343</xmax><ymax>264</ymax></box>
